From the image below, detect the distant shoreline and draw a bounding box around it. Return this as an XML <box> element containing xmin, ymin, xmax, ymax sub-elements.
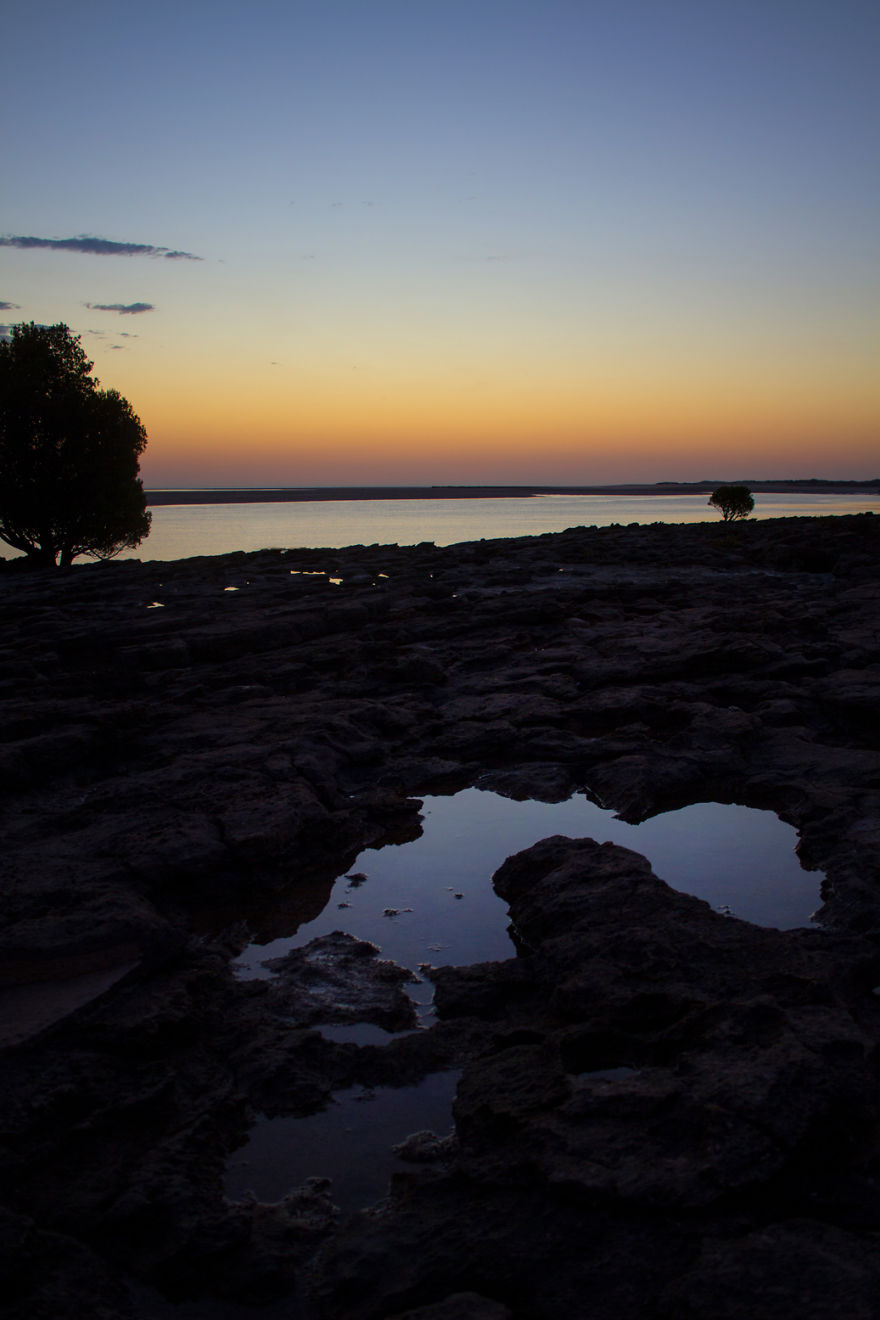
<box><xmin>145</xmin><ymin>480</ymin><xmax>880</xmax><ymax>507</ymax></box>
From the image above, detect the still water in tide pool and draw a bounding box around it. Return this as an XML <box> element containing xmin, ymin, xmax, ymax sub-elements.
<box><xmin>226</xmin><ymin>1070</ymin><xmax>462</xmax><ymax>1211</ymax></box>
<box><xmin>234</xmin><ymin>788</ymin><xmax>821</xmax><ymax>991</ymax></box>
<box><xmin>227</xmin><ymin>789</ymin><xmax>821</xmax><ymax>1212</ymax></box>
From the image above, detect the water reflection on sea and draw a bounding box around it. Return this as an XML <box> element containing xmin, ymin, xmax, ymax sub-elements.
<box><xmin>117</xmin><ymin>492</ymin><xmax>878</xmax><ymax>562</ymax></box>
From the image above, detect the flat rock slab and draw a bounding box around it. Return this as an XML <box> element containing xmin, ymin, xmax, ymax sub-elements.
<box><xmin>1</xmin><ymin>514</ymin><xmax>880</xmax><ymax>1317</ymax></box>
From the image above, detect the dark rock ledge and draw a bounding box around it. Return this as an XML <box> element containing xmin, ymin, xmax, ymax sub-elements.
<box><xmin>1</xmin><ymin>513</ymin><xmax>879</xmax><ymax>1318</ymax></box>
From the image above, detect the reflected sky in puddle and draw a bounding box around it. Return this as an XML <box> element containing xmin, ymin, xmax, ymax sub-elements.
<box><xmin>229</xmin><ymin>790</ymin><xmax>821</xmax><ymax>1212</ymax></box>
<box><xmin>226</xmin><ymin>1070</ymin><xmax>460</xmax><ymax>1213</ymax></box>
<box><xmin>235</xmin><ymin>789</ymin><xmax>820</xmax><ymax>987</ymax></box>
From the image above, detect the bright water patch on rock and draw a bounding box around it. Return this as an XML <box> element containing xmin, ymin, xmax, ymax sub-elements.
<box><xmin>228</xmin><ymin>791</ymin><xmax>820</xmax><ymax>1211</ymax></box>
<box><xmin>235</xmin><ymin>790</ymin><xmax>820</xmax><ymax>987</ymax></box>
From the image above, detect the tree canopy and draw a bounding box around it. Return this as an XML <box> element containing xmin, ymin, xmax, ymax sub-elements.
<box><xmin>708</xmin><ymin>485</ymin><xmax>755</xmax><ymax>522</ymax></box>
<box><xmin>0</xmin><ymin>322</ymin><xmax>151</xmax><ymax>566</ymax></box>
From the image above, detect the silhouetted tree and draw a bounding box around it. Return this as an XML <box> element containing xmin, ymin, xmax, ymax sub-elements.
<box><xmin>708</xmin><ymin>485</ymin><xmax>754</xmax><ymax>522</ymax></box>
<box><xmin>0</xmin><ymin>323</ymin><xmax>151</xmax><ymax>566</ymax></box>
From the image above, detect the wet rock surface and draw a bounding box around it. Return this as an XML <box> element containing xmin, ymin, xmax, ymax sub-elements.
<box><xmin>259</xmin><ymin>931</ymin><xmax>420</xmax><ymax>1033</ymax></box>
<box><xmin>1</xmin><ymin>514</ymin><xmax>880</xmax><ymax>1317</ymax></box>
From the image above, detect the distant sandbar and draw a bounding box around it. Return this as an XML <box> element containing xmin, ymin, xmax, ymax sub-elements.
<box><xmin>146</xmin><ymin>479</ymin><xmax>879</xmax><ymax>507</ymax></box>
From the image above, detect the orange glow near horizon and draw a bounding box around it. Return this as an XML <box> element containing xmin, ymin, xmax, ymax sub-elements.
<box><xmin>132</xmin><ymin>349</ymin><xmax>879</xmax><ymax>487</ymax></box>
<box><xmin>139</xmin><ymin>415</ymin><xmax>880</xmax><ymax>489</ymax></box>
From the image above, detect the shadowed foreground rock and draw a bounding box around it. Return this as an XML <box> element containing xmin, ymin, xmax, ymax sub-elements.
<box><xmin>313</xmin><ymin>837</ymin><xmax>880</xmax><ymax>1317</ymax></box>
<box><xmin>1</xmin><ymin>513</ymin><xmax>879</xmax><ymax>1317</ymax></box>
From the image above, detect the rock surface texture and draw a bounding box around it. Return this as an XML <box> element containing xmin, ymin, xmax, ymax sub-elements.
<box><xmin>1</xmin><ymin>513</ymin><xmax>880</xmax><ymax>1318</ymax></box>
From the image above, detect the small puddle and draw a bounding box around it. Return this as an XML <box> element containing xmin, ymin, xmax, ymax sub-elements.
<box><xmin>226</xmin><ymin>1070</ymin><xmax>460</xmax><ymax>1214</ymax></box>
<box><xmin>229</xmin><ymin>789</ymin><xmax>821</xmax><ymax>1211</ymax></box>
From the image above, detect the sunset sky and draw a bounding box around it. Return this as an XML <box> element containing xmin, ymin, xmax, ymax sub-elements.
<box><xmin>2</xmin><ymin>0</ymin><xmax>878</xmax><ymax>487</ymax></box>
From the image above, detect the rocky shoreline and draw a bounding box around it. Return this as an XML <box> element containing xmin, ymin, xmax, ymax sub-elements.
<box><xmin>1</xmin><ymin>513</ymin><xmax>879</xmax><ymax>1318</ymax></box>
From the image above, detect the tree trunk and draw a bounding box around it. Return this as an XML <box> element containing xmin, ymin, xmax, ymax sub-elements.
<box><xmin>27</xmin><ymin>544</ymin><xmax>59</xmax><ymax>568</ymax></box>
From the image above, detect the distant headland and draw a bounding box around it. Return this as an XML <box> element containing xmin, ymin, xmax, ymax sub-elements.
<box><xmin>146</xmin><ymin>478</ymin><xmax>880</xmax><ymax>506</ymax></box>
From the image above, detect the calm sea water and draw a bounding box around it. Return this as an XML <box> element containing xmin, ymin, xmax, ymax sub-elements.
<box><xmin>121</xmin><ymin>491</ymin><xmax>878</xmax><ymax>561</ymax></box>
<box><xmin>1</xmin><ymin>492</ymin><xmax>875</xmax><ymax>565</ymax></box>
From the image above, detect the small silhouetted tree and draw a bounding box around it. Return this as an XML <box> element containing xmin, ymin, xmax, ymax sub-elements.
<box><xmin>0</xmin><ymin>322</ymin><xmax>151</xmax><ymax>566</ymax></box>
<box><xmin>708</xmin><ymin>485</ymin><xmax>754</xmax><ymax>522</ymax></box>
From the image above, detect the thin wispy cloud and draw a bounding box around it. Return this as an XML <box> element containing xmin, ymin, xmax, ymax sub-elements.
<box><xmin>0</xmin><ymin>300</ymin><xmax>21</xmax><ymax>310</ymax></box>
<box><xmin>86</xmin><ymin>301</ymin><xmax>154</xmax><ymax>315</ymax></box>
<box><xmin>1</xmin><ymin>235</ymin><xmax>201</xmax><ymax>260</ymax></box>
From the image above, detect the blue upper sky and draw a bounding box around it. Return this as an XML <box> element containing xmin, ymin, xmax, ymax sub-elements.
<box><xmin>2</xmin><ymin>0</ymin><xmax>878</xmax><ymax>485</ymax></box>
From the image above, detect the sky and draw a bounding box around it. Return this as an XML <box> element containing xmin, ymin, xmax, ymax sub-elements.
<box><xmin>2</xmin><ymin>0</ymin><xmax>878</xmax><ymax>487</ymax></box>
